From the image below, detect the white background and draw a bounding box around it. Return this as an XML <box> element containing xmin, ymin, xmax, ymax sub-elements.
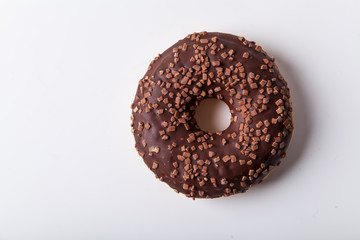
<box><xmin>1</xmin><ymin>0</ymin><xmax>360</xmax><ymax>239</ymax></box>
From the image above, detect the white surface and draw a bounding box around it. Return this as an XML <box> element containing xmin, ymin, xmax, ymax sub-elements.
<box><xmin>0</xmin><ymin>0</ymin><xmax>360</xmax><ymax>239</ymax></box>
<box><xmin>194</xmin><ymin>99</ymin><xmax>232</xmax><ymax>132</ymax></box>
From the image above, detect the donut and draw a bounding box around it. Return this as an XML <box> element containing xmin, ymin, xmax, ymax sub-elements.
<box><xmin>131</xmin><ymin>32</ymin><xmax>294</xmax><ymax>199</ymax></box>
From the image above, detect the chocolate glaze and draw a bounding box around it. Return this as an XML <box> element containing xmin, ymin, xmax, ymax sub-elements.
<box><xmin>131</xmin><ymin>32</ymin><xmax>294</xmax><ymax>198</ymax></box>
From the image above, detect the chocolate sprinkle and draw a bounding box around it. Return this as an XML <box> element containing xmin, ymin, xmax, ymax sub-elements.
<box><xmin>131</xmin><ymin>32</ymin><xmax>294</xmax><ymax>199</ymax></box>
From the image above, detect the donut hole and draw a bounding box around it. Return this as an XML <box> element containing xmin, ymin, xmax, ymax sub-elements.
<box><xmin>194</xmin><ymin>98</ymin><xmax>231</xmax><ymax>133</ymax></box>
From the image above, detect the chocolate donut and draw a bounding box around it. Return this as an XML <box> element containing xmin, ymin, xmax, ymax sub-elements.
<box><xmin>131</xmin><ymin>32</ymin><xmax>294</xmax><ymax>198</ymax></box>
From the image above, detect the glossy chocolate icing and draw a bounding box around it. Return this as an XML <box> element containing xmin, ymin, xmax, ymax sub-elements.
<box><xmin>131</xmin><ymin>32</ymin><xmax>293</xmax><ymax>198</ymax></box>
